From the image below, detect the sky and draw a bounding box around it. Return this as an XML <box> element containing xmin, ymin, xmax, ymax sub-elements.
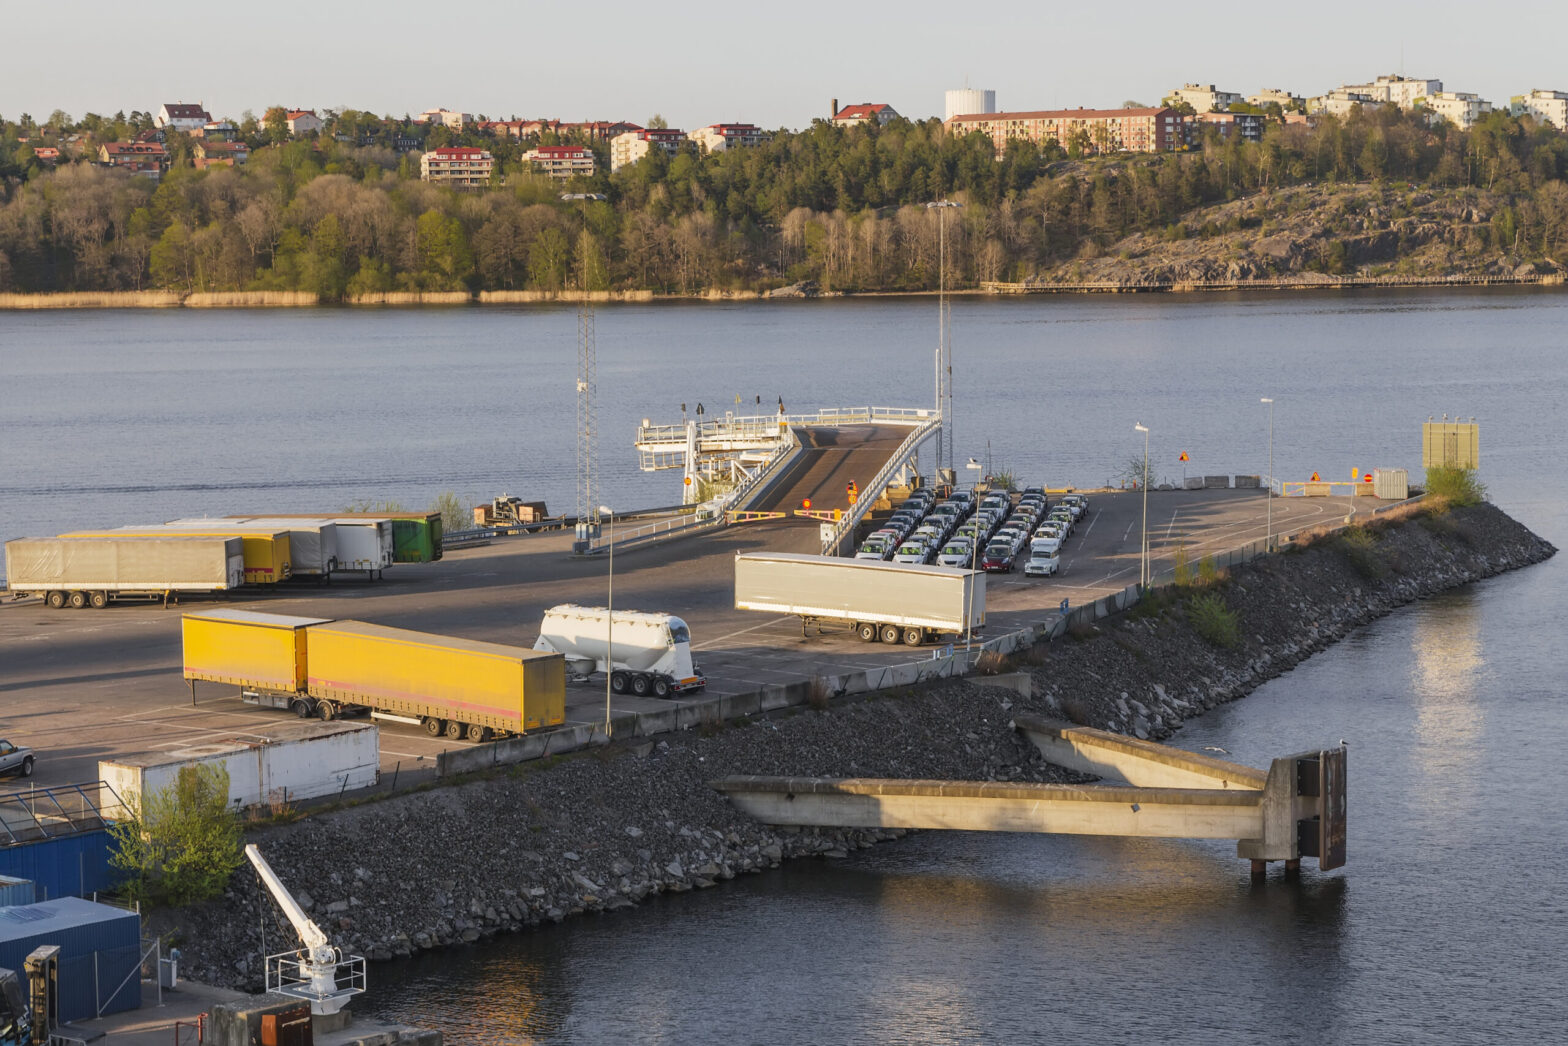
<box><xmin>7</xmin><ymin>1</ymin><xmax>1568</xmax><ymax>130</ymax></box>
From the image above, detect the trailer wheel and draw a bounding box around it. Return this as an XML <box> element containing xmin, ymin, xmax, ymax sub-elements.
<box><xmin>46</xmin><ymin>591</ymin><xmax>66</xmax><ymax>609</ymax></box>
<box><xmin>610</xmin><ymin>671</ymin><xmax>630</xmax><ymax>694</ymax></box>
<box><xmin>902</xmin><ymin>626</ymin><xmax>923</xmax><ymax>646</ymax></box>
<box><xmin>423</xmin><ymin>717</ymin><xmax>444</xmax><ymax>737</ymax></box>
<box><xmin>856</xmin><ymin>622</ymin><xmax>878</xmax><ymax>642</ymax></box>
<box><xmin>444</xmin><ymin>719</ymin><xmax>464</xmax><ymax>740</ymax></box>
<box><xmin>89</xmin><ymin>591</ymin><xmax>109</xmax><ymax>609</ymax></box>
<box><xmin>466</xmin><ymin>723</ymin><xmax>490</xmax><ymax>742</ymax></box>
<box><xmin>630</xmin><ymin>674</ymin><xmax>651</xmax><ymax>697</ymax></box>
<box><xmin>653</xmin><ymin>676</ymin><xmax>672</xmax><ymax>699</ymax></box>
<box><xmin>317</xmin><ymin>700</ymin><xmax>337</xmax><ymax>721</ymax></box>
<box><xmin>879</xmin><ymin>623</ymin><xmax>900</xmax><ymax>644</ymax></box>
<box><xmin>68</xmin><ymin>591</ymin><xmax>87</xmax><ymax>609</ymax></box>
<box><xmin>291</xmin><ymin>700</ymin><xmax>312</xmax><ymax>719</ymax></box>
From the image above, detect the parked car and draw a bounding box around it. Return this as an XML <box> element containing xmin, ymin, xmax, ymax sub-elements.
<box><xmin>1061</xmin><ymin>494</ymin><xmax>1088</xmax><ymax>520</ymax></box>
<box><xmin>1047</xmin><ymin>508</ymin><xmax>1075</xmax><ymax>534</ymax></box>
<box><xmin>856</xmin><ymin>539</ymin><xmax>892</xmax><ymax>561</ymax></box>
<box><xmin>980</xmin><ymin>542</ymin><xmax>1016</xmax><ymax>573</ymax></box>
<box><xmin>1024</xmin><ymin>542</ymin><xmax>1061</xmax><ymax>577</ymax></box>
<box><xmin>936</xmin><ymin>540</ymin><xmax>975</xmax><ymax>567</ymax></box>
<box><xmin>1031</xmin><ymin>527</ymin><xmax>1062</xmax><ymax>551</ymax></box>
<box><xmin>0</xmin><ymin>739</ymin><xmax>35</xmax><ymax>778</ymax></box>
<box><xmin>892</xmin><ymin>542</ymin><xmax>932</xmax><ymax>565</ymax></box>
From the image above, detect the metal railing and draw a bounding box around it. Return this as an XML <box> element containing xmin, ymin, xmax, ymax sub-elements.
<box><xmin>727</xmin><ymin>432</ymin><xmax>798</xmax><ymax>509</ymax></box>
<box><xmin>636</xmin><ymin>406</ymin><xmax>936</xmax><ymax>446</ymax></box>
<box><xmin>819</xmin><ymin>413</ymin><xmax>943</xmax><ymax>555</ymax></box>
<box><xmin>0</xmin><ymin>781</ymin><xmax>126</xmax><ymax>845</ymax></box>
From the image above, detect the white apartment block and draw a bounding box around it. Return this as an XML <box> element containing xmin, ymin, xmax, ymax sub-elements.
<box><xmin>1163</xmin><ymin>83</ymin><xmax>1242</xmax><ymax>112</ymax></box>
<box><xmin>687</xmin><ymin>123</ymin><xmax>770</xmax><ymax>153</ymax></box>
<box><xmin>1511</xmin><ymin>89</ymin><xmax>1568</xmax><ymax>129</ymax></box>
<box><xmin>419</xmin><ymin>109</ymin><xmax>472</xmax><ymax>130</ymax></box>
<box><xmin>609</xmin><ymin>128</ymin><xmax>686</xmax><ymax>172</ymax></box>
<box><xmin>1342</xmin><ymin>75</ymin><xmax>1442</xmax><ymax>109</ymax></box>
<box><xmin>1423</xmin><ymin>91</ymin><xmax>1492</xmax><ymax>129</ymax></box>
<box><xmin>1308</xmin><ymin>89</ymin><xmax>1385</xmax><ymax>118</ymax></box>
<box><xmin>1247</xmin><ymin>88</ymin><xmax>1304</xmax><ymax>110</ymax></box>
<box><xmin>420</xmin><ymin>146</ymin><xmax>495</xmax><ymax>187</ymax></box>
<box><xmin>524</xmin><ymin>145</ymin><xmax>596</xmax><ymax>179</ymax></box>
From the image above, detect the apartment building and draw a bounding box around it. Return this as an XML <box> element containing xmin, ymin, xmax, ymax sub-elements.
<box><xmin>945</xmin><ymin>107</ymin><xmax>1186</xmax><ymax>157</ymax></box>
<box><xmin>419</xmin><ymin>109</ymin><xmax>472</xmax><ymax>130</ymax></box>
<box><xmin>1192</xmin><ymin>111</ymin><xmax>1265</xmax><ymax>142</ymax></box>
<box><xmin>420</xmin><ymin>146</ymin><xmax>496</xmax><ymax>187</ymax></box>
<box><xmin>1164</xmin><ymin>83</ymin><xmax>1242</xmax><ymax>112</ymax></box>
<box><xmin>1348</xmin><ymin>75</ymin><xmax>1442</xmax><ymax>109</ymax></box>
<box><xmin>1247</xmin><ymin>88</ymin><xmax>1304</xmax><ymax>111</ymax></box>
<box><xmin>1308</xmin><ymin>89</ymin><xmax>1385</xmax><ymax>118</ymax></box>
<box><xmin>524</xmin><ymin>145</ymin><xmax>596</xmax><ymax>179</ymax></box>
<box><xmin>610</xmin><ymin>128</ymin><xmax>686</xmax><ymax>172</ymax></box>
<box><xmin>687</xmin><ymin>123</ymin><xmax>770</xmax><ymax>153</ymax></box>
<box><xmin>1510</xmin><ymin>89</ymin><xmax>1568</xmax><ymax>129</ymax></box>
<box><xmin>560</xmin><ymin>121</ymin><xmax>641</xmax><ymax>142</ymax></box>
<box><xmin>1422</xmin><ymin>91</ymin><xmax>1492</xmax><ymax>129</ymax></box>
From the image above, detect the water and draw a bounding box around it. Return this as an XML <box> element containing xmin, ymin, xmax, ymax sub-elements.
<box><xmin>3</xmin><ymin>291</ymin><xmax>1566</xmax><ymax>1041</ymax></box>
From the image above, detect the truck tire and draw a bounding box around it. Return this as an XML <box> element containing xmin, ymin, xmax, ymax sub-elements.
<box><xmin>466</xmin><ymin>723</ymin><xmax>490</xmax><ymax>742</ymax></box>
<box><xmin>879</xmin><ymin>623</ymin><xmax>900</xmax><ymax>644</ymax></box>
<box><xmin>423</xmin><ymin>717</ymin><xmax>444</xmax><ymax>737</ymax></box>
<box><xmin>856</xmin><ymin>622</ymin><xmax>878</xmax><ymax>642</ymax></box>
<box><xmin>653</xmin><ymin>676</ymin><xmax>672</xmax><ymax>699</ymax></box>
<box><xmin>291</xmin><ymin>700</ymin><xmax>312</xmax><ymax>718</ymax></box>
<box><xmin>89</xmin><ymin>591</ymin><xmax>109</xmax><ymax>609</ymax></box>
<box><xmin>902</xmin><ymin>626</ymin><xmax>923</xmax><ymax>646</ymax></box>
<box><xmin>46</xmin><ymin>591</ymin><xmax>66</xmax><ymax>609</ymax></box>
<box><xmin>610</xmin><ymin>671</ymin><xmax>630</xmax><ymax>695</ymax></box>
<box><xmin>444</xmin><ymin>719</ymin><xmax>464</xmax><ymax>740</ymax></box>
<box><xmin>68</xmin><ymin>591</ymin><xmax>87</xmax><ymax>609</ymax></box>
<box><xmin>317</xmin><ymin>700</ymin><xmax>337</xmax><ymax>721</ymax></box>
<box><xmin>630</xmin><ymin>674</ymin><xmax>651</xmax><ymax>697</ymax></box>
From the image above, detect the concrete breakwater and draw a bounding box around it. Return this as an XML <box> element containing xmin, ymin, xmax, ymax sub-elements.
<box><xmin>157</xmin><ymin>502</ymin><xmax>1553</xmax><ymax>990</ymax></box>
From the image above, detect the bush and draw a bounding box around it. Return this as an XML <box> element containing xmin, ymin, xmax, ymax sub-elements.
<box><xmin>1197</xmin><ymin>555</ymin><xmax>1221</xmax><ymax>586</ymax></box>
<box><xmin>109</xmin><ymin>764</ymin><xmax>243</xmax><ymax>907</ymax></box>
<box><xmin>1188</xmin><ymin>592</ymin><xmax>1240</xmax><ymax>648</ymax></box>
<box><xmin>430</xmin><ymin>490</ymin><xmax>471</xmax><ymax>534</ymax></box>
<box><xmin>1172</xmin><ymin>544</ymin><xmax>1192</xmax><ymax>587</ymax></box>
<box><xmin>1340</xmin><ymin>525</ymin><xmax>1389</xmax><ymax>579</ymax></box>
<box><xmin>1424</xmin><ymin>466</ymin><xmax>1486</xmax><ymax>508</ymax></box>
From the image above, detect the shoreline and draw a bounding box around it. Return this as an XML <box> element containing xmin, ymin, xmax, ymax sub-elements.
<box><xmin>155</xmin><ymin>501</ymin><xmax>1555</xmax><ymax>992</ymax></box>
<box><xmin>2</xmin><ymin>274</ymin><xmax>1564</xmax><ymax>311</ymax></box>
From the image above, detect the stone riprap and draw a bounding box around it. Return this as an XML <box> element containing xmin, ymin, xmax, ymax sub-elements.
<box><xmin>154</xmin><ymin>502</ymin><xmax>1553</xmax><ymax>989</ymax></box>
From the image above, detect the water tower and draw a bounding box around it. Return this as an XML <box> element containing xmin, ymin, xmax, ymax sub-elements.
<box><xmin>945</xmin><ymin>88</ymin><xmax>997</xmax><ymax>121</ymax></box>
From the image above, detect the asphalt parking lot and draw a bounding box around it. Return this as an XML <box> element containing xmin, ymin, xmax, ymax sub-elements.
<box><xmin>1</xmin><ymin>488</ymin><xmax>1378</xmax><ymax>791</ymax></box>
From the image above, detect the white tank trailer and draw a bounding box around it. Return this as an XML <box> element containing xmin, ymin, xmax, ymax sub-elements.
<box><xmin>534</xmin><ymin>604</ymin><xmax>706</xmax><ymax>699</ymax></box>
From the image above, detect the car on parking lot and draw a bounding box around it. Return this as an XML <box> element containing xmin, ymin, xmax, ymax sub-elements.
<box><xmin>913</xmin><ymin>524</ymin><xmax>945</xmax><ymax>547</ymax></box>
<box><xmin>1022</xmin><ymin>486</ymin><xmax>1045</xmax><ymax>497</ymax></box>
<box><xmin>892</xmin><ymin>541</ymin><xmax>932</xmax><ymax>565</ymax></box>
<box><xmin>980</xmin><ymin>494</ymin><xmax>1010</xmax><ymax>514</ymax></box>
<box><xmin>1061</xmin><ymin>494</ymin><xmax>1088</xmax><ymax>520</ymax></box>
<box><xmin>0</xmin><ymin>739</ymin><xmax>35</xmax><ymax>778</ymax></box>
<box><xmin>936</xmin><ymin>540</ymin><xmax>975</xmax><ymax>567</ymax></box>
<box><xmin>1047</xmin><ymin>508</ymin><xmax>1074</xmax><ymax>534</ymax></box>
<box><xmin>1031</xmin><ymin>528</ymin><xmax>1062</xmax><ymax>552</ymax></box>
<box><xmin>1024</xmin><ymin>542</ymin><xmax>1061</xmax><ymax>576</ymax></box>
<box><xmin>856</xmin><ymin>538</ymin><xmax>893</xmax><ymax>560</ymax></box>
<box><xmin>980</xmin><ymin>542</ymin><xmax>1016</xmax><ymax>573</ymax></box>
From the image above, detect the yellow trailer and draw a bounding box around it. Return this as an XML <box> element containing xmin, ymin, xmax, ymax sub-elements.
<box><xmin>305</xmin><ymin>620</ymin><xmax>565</xmax><ymax>740</ymax></box>
<box><xmin>63</xmin><ymin>527</ymin><xmax>293</xmax><ymax>584</ymax></box>
<box><xmin>182</xmin><ymin>609</ymin><xmax>336</xmax><ymax>711</ymax></box>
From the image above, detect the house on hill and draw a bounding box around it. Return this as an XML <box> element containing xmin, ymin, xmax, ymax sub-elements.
<box><xmin>156</xmin><ymin>102</ymin><xmax>212</xmax><ymax>131</ymax></box>
<box><xmin>832</xmin><ymin>103</ymin><xmax>898</xmax><ymax>126</ymax></box>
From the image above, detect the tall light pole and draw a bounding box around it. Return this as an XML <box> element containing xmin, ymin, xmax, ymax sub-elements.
<box><xmin>598</xmin><ymin>504</ymin><xmax>614</xmax><ymax>739</ymax></box>
<box><xmin>1134</xmin><ymin>423</ymin><xmax>1150</xmax><ymax>589</ymax></box>
<box><xmin>927</xmin><ymin>200</ymin><xmax>961</xmax><ymax>476</ymax></box>
<box><xmin>1260</xmin><ymin>398</ymin><xmax>1274</xmax><ymax>551</ymax></box>
<box><xmin>964</xmin><ymin>457</ymin><xmax>982</xmax><ymax>650</ymax></box>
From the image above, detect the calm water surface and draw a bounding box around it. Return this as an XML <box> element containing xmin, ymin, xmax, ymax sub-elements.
<box><xmin>2</xmin><ymin>291</ymin><xmax>1565</xmax><ymax>1042</ymax></box>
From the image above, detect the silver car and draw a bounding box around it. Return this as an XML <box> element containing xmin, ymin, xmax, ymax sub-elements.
<box><xmin>0</xmin><ymin>739</ymin><xmax>35</xmax><ymax>778</ymax></box>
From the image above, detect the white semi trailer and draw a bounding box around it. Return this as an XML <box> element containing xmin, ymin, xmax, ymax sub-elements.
<box><xmin>733</xmin><ymin>552</ymin><xmax>985</xmax><ymax>645</ymax></box>
<box><xmin>534</xmin><ymin>604</ymin><xmax>707</xmax><ymax>699</ymax></box>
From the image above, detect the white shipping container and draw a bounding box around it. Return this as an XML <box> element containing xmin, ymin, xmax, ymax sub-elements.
<box><xmin>166</xmin><ymin>518</ymin><xmax>340</xmax><ymax>575</ymax></box>
<box><xmin>99</xmin><ymin>720</ymin><xmax>378</xmax><ymax>811</ymax></box>
<box><xmin>1373</xmin><ymin>468</ymin><xmax>1409</xmax><ymax>500</ymax></box>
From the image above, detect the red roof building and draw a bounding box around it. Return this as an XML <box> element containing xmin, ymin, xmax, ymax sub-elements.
<box><xmin>420</xmin><ymin>146</ymin><xmax>496</xmax><ymax>187</ymax></box>
<box><xmin>688</xmin><ymin>123</ymin><xmax>770</xmax><ymax>152</ymax></box>
<box><xmin>832</xmin><ymin>103</ymin><xmax>898</xmax><ymax>126</ymax></box>
<box><xmin>156</xmin><ymin>102</ymin><xmax>212</xmax><ymax>130</ymax></box>
<box><xmin>523</xmin><ymin>145</ymin><xmax>596</xmax><ymax>179</ymax></box>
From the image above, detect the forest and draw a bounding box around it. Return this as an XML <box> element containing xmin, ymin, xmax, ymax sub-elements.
<box><xmin>2</xmin><ymin>104</ymin><xmax>1567</xmax><ymax>297</ymax></box>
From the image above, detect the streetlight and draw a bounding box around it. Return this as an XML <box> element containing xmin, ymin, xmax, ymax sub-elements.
<box><xmin>964</xmin><ymin>457</ymin><xmax>982</xmax><ymax>650</ymax></box>
<box><xmin>927</xmin><ymin>199</ymin><xmax>962</xmax><ymax>475</ymax></box>
<box><xmin>1260</xmin><ymin>398</ymin><xmax>1274</xmax><ymax>551</ymax></box>
<box><xmin>599</xmin><ymin>504</ymin><xmax>614</xmax><ymax>739</ymax></box>
<box><xmin>1134</xmin><ymin>423</ymin><xmax>1150</xmax><ymax>589</ymax></box>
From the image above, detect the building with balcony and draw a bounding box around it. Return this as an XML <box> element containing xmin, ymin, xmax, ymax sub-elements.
<box><xmin>420</xmin><ymin>146</ymin><xmax>495</xmax><ymax>187</ymax></box>
<box><xmin>1247</xmin><ymin>88</ymin><xmax>1304</xmax><ymax>111</ymax></box>
<box><xmin>1163</xmin><ymin>83</ymin><xmax>1242</xmax><ymax>112</ymax></box>
<box><xmin>688</xmin><ymin>123</ymin><xmax>770</xmax><ymax>153</ymax></box>
<box><xmin>524</xmin><ymin>145</ymin><xmax>596</xmax><ymax>179</ymax></box>
<box><xmin>419</xmin><ymin>109</ymin><xmax>472</xmax><ymax>130</ymax></box>
<box><xmin>1421</xmin><ymin>91</ymin><xmax>1492</xmax><ymax>129</ymax></box>
<box><xmin>1349</xmin><ymin>75</ymin><xmax>1442</xmax><ymax>109</ymax></box>
<box><xmin>1308</xmin><ymin>89</ymin><xmax>1385</xmax><ymax>118</ymax></box>
<box><xmin>945</xmin><ymin>107</ymin><xmax>1186</xmax><ymax>157</ymax></box>
<box><xmin>1510</xmin><ymin>89</ymin><xmax>1568</xmax><ymax>129</ymax></box>
<box><xmin>610</xmin><ymin>128</ymin><xmax>686</xmax><ymax>172</ymax></box>
<box><xmin>1191</xmin><ymin>111</ymin><xmax>1265</xmax><ymax>142</ymax></box>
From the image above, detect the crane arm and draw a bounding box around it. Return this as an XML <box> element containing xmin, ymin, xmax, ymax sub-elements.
<box><xmin>245</xmin><ymin>843</ymin><xmax>332</xmax><ymax>955</ymax></box>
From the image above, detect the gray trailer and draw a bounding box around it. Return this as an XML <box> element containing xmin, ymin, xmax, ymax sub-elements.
<box><xmin>5</xmin><ymin>535</ymin><xmax>245</xmax><ymax>608</ymax></box>
<box><xmin>167</xmin><ymin>517</ymin><xmax>340</xmax><ymax>578</ymax></box>
<box><xmin>734</xmin><ymin>552</ymin><xmax>985</xmax><ymax>646</ymax></box>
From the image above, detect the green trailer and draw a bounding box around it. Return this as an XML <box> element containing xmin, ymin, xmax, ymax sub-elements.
<box><xmin>227</xmin><ymin>512</ymin><xmax>443</xmax><ymax>563</ymax></box>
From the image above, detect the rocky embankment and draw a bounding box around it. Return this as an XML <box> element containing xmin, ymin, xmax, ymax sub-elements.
<box><xmin>158</xmin><ymin>502</ymin><xmax>1553</xmax><ymax>988</ymax></box>
<box><xmin>1031</xmin><ymin>182</ymin><xmax>1565</xmax><ymax>287</ymax></box>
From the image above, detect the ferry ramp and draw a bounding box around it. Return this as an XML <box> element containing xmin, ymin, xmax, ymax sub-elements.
<box><xmin>749</xmin><ymin>424</ymin><xmax>914</xmax><ymax>515</ymax></box>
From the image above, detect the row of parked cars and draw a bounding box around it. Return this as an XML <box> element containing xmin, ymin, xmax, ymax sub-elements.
<box><xmin>854</xmin><ymin>487</ymin><xmax>1090</xmax><ymax>578</ymax></box>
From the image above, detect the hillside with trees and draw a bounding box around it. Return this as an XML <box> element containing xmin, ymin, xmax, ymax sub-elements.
<box><xmin>2</xmin><ymin>105</ymin><xmax>1566</xmax><ymax>298</ymax></box>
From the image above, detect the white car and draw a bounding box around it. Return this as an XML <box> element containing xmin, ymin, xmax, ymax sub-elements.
<box><xmin>1047</xmin><ymin>509</ymin><xmax>1074</xmax><ymax>535</ymax></box>
<box><xmin>1031</xmin><ymin>529</ymin><xmax>1062</xmax><ymax>553</ymax></box>
<box><xmin>1024</xmin><ymin>545</ymin><xmax>1061</xmax><ymax>577</ymax></box>
<box><xmin>1061</xmin><ymin>495</ymin><xmax>1088</xmax><ymax>520</ymax></box>
<box><xmin>936</xmin><ymin>540</ymin><xmax>975</xmax><ymax>567</ymax></box>
<box><xmin>892</xmin><ymin>542</ymin><xmax>931</xmax><ymax>565</ymax></box>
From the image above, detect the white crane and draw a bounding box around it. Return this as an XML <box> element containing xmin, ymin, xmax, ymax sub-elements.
<box><xmin>245</xmin><ymin>843</ymin><xmax>365</xmax><ymax>1015</ymax></box>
